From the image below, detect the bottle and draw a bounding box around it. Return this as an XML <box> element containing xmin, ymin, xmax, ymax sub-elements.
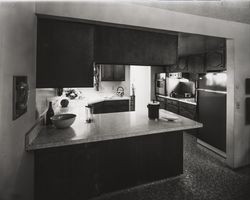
<box><xmin>46</xmin><ymin>101</ymin><xmax>54</xmax><ymax>125</ymax></box>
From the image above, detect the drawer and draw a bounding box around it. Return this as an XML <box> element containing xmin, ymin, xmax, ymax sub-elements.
<box><xmin>166</xmin><ymin>99</ymin><xmax>179</xmax><ymax>106</ymax></box>
<box><xmin>166</xmin><ymin>104</ymin><xmax>178</xmax><ymax>114</ymax></box>
<box><xmin>179</xmin><ymin>110</ymin><xmax>195</xmax><ymax>119</ymax></box>
<box><xmin>179</xmin><ymin>107</ymin><xmax>196</xmax><ymax>119</ymax></box>
<box><xmin>179</xmin><ymin>102</ymin><xmax>196</xmax><ymax>111</ymax></box>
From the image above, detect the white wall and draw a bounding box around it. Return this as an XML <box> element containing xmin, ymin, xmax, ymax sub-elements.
<box><xmin>0</xmin><ymin>2</ymin><xmax>36</xmax><ymax>200</ymax></box>
<box><xmin>36</xmin><ymin>1</ymin><xmax>250</xmax><ymax>168</ymax></box>
<box><xmin>130</xmin><ymin>66</ymin><xmax>151</xmax><ymax>112</ymax></box>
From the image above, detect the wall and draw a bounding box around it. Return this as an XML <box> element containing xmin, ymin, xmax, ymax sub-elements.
<box><xmin>130</xmin><ymin>66</ymin><xmax>151</xmax><ymax>112</ymax></box>
<box><xmin>36</xmin><ymin>1</ymin><xmax>250</xmax><ymax>168</ymax></box>
<box><xmin>0</xmin><ymin>2</ymin><xmax>36</xmax><ymax>200</ymax></box>
<box><xmin>36</xmin><ymin>89</ymin><xmax>56</xmax><ymax>116</ymax></box>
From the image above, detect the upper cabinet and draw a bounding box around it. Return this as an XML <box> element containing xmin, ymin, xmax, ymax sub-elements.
<box><xmin>36</xmin><ymin>18</ymin><xmax>94</xmax><ymax>88</ymax></box>
<box><xmin>178</xmin><ymin>34</ymin><xmax>206</xmax><ymax>56</ymax></box>
<box><xmin>167</xmin><ymin>56</ymin><xmax>188</xmax><ymax>73</ymax></box>
<box><xmin>178</xmin><ymin>34</ymin><xmax>226</xmax><ymax>73</ymax></box>
<box><xmin>95</xmin><ymin>26</ymin><xmax>178</xmax><ymax>66</ymax></box>
<box><xmin>188</xmin><ymin>54</ymin><xmax>205</xmax><ymax>74</ymax></box>
<box><xmin>100</xmin><ymin>65</ymin><xmax>125</xmax><ymax>81</ymax></box>
<box><xmin>205</xmin><ymin>37</ymin><xmax>226</xmax><ymax>71</ymax></box>
<box><xmin>205</xmin><ymin>50</ymin><xmax>225</xmax><ymax>71</ymax></box>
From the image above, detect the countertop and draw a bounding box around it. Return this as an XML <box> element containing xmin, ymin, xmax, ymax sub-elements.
<box><xmin>26</xmin><ymin>110</ymin><xmax>202</xmax><ymax>151</ymax></box>
<box><xmin>157</xmin><ymin>95</ymin><xmax>197</xmax><ymax>105</ymax></box>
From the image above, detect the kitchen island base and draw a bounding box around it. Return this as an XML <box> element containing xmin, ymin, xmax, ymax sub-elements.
<box><xmin>35</xmin><ymin>131</ymin><xmax>183</xmax><ymax>200</ymax></box>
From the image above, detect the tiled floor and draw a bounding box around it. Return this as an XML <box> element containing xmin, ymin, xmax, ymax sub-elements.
<box><xmin>92</xmin><ymin>133</ymin><xmax>250</xmax><ymax>200</ymax></box>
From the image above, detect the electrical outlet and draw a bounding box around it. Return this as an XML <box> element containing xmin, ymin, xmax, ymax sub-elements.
<box><xmin>236</xmin><ymin>102</ymin><xmax>240</xmax><ymax>109</ymax></box>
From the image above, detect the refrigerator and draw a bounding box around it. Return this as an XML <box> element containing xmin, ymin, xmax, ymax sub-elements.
<box><xmin>197</xmin><ymin>72</ymin><xmax>227</xmax><ymax>157</ymax></box>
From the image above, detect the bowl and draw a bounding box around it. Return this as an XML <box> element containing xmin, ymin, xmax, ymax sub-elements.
<box><xmin>51</xmin><ymin>114</ymin><xmax>76</xmax><ymax>129</ymax></box>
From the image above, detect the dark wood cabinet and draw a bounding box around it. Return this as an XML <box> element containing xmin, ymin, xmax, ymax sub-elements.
<box><xmin>101</xmin><ymin>65</ymin><xmax>125</xmax><ymax>81</ymax></box>
<box><xmin>166</xmin><ymin>56</ymin><xmax>188</xmax><ymax>73</ymax></box>
<box><xmin>35</xmin><ymin>132</ymin><xmax>183</xmax><ymax>200</ymax></box>
<box><xmin>36</xmin><ymin>18</ymin><xmax>94</xmax><ymax>88</ymax></box>
<box><xmin>95</xmin><ymin>26</ymin><xmax>178</xmax><ymax>65</ymax></box>
<box><xmin>156</xmin><ymin>96</ymin><xmax>165</xmax><ymax>109</ymax></box>
<box><xmin>187</xmin><ymin>54</ymin><xmax>205</xmax><ymax>74</ymax></box>
<box><xmin>92</xmin><ymin>100</ymin><xmax>129</xmax><ymax>114</ymax></box>
<box><xmin>178</xmin><ymin>56</ymin><xmax>188</xmax><ymax>72</ymax></box>
<box><xmin>179</xmin><ymin>102</ymin><xmax>196</xmax><ymax>120</ymax></box>
<box><xmin>205</xmin><ymin>50</ymin><xmax>225</xmax><ymax>71</ymax></box>
<box><xmin>205</xmin><ymin>37</ymin><xmax>225</xmax><ymax>52</ymax></box>
<box><xmin>165</xmin><ymin>99</ymin><xmax>179</xmax><ymax>114</ymax></box>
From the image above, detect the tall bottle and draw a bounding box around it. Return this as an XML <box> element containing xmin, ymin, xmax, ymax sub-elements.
<box><xmin>46</xmin><ymin>101</ymin><xmax>54</xmax><ymax>125</ymax></box>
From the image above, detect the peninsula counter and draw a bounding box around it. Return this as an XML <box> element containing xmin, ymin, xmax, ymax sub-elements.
<box><xmin>27</xmin><ymin>110</ymin><xmax>202</xmax><ymax>200</ymax></box>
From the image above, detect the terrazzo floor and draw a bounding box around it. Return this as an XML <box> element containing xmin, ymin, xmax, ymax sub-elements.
<box><xmin>91</xmin><ymin>133</ymin><xmax>250</xmax><ymax>200</ymax></box>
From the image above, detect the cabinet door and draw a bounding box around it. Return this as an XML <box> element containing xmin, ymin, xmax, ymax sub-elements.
<box><xmin>178</xmin><ymin>56</ymin><xmax>188</xmax><ymax>72</ymax></box>
<box><xmin>168</xmin><ymin>64</ymin><xmax>179</xmax><ymax>72</ymax></box>
<box><xmin>36</xmin><ymin>19</ymin><xmax>56</xmax><ymax>88</ymax></box>
<box><xmin>188</xmin><ymin>54</ymin><xmax>205</xmax><ymax>74</ymax></box>
<box><xmin>205</xmin><ymin>37</ymin><xmax>225</xmax><ymax>52</ymax></box>
<box><xmin>113</xmin><ymin>65</ymin><xmax>125</xmax><ymax>81</ymax></box>
<box><xmin>101</xmin><ymin>65</ymin><xmax>114</xmax><ymax>81</ymax></box>
<box><xmin>205</xmin><ymin>50</ymin><xmax>225</xmax><ymax>71</ymax></box>
<box><xmin>36</xmin><ymin>18</ymin><xmax>94</xmax><ymax>88</ymax></box>
<box><xmin>95</xmin><ymin>26</ymin><xmax>177</xmax><ymax>65</ymax></box>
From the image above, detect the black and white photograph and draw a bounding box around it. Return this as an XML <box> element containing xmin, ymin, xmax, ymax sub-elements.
<box><xmin>0</xmin><ymin>0</ymin><xmax>250</xmax><ymax>200</ymax></box>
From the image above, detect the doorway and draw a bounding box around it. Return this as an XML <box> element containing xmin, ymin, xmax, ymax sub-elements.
<box><xmin>130</xmin><ymin>65</ymin><xmax>151</xmax><ymax>112</ymax></box>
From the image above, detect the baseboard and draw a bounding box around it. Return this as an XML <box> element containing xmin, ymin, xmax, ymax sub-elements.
<box><xmin>197</xmin><ymin>139</ymin><xmax>226</xmax><ymax>158</ymax></box>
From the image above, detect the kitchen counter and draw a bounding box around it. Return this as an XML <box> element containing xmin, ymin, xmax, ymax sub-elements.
<box><xmin>26</xmin><ymin>109</ymin><xmax>202</xmax><ymax>151</ymax></box>
<box><xmin>157</xmin><ymin>95</ymin><xmax>197</xmax><ymax>105</ymax></box>
<box><xmin>86</xmin><ymin>95</ymin><xmax>130</xmax><ymax>105</ymax></box>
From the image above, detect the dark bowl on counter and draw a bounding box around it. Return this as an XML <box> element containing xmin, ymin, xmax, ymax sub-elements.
<box><xmin>51</xmin><ymin>113</ymin><xmax>76</xmax><ymax>129</ymax></box>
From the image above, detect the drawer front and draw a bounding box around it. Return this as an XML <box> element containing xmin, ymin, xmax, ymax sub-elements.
<box><xmin>179</xmin><ymin>110</ymin><xmax>195</xmax><ymax>119</ymax></box>
<box><xmin>166</xmin><ymin>104</ymin><xmax>178</xmax><ymax>114</ymax></box>
<box><xmin>179</xmin><ymin>107</ymin><xmax>196</xmax><ymax>119</ymax></box>
<box><xmin>179</xmin><ymin>102</ymin><xmax>196</xmax><ymax>111</ymax></box>
<box><xmin>166</xmin><ymin>99</ymin><xmax>178</xmax><ymax>106</ymax></box>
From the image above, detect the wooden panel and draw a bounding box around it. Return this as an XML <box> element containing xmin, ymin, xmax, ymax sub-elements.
<box><xmin>113</xmin><ymin>65</ymin><xmax>125</xmax><ymax>81</ymax></box>
<box><xmin>246</xmin><ymin>78</ymin><xmax>250</xmax><ymax>94</ymax></box>
<box><xmin>36</xmin><ymin>18</ymin><xmax>94</xmax><ymax>88</ymax></box>
<box><xmin>101</xmin><ymin>65</ymin><xmax>114</xmax><ymax>81</ymax></box>
<box><xmin>205</xmin><ymin>50</ymin><xmax>225</xmax><ymax>71</ymax></box>
<box><xmin>187</xmin><ymin>54</ymin><xmax>205</xmax><ymax>74</ymax></box>
<box><xmin>246</xmin><ymin>98</ymin><xmax>250</xmax><ymax>125</ymax></box>
<box><xmin>95</xmin><ymin>26</ymin><xmax>177</xmax><ymax>65</ymax></box>
<box><xmin>35</xmin><ymin>131</ymin><xmax>183</xmax><ymax>200</ymax></box>
<box><xmin>178</xmin><ymin>56</ymin><xmax>188</xmax><ymax>72</ymax></box>
<box><xmin>205</xmin><ymin>37</ymin><xmax>225</xmax><ymax>52</ymax></box>
<box><xmin>92</xmin><ymin>100</ymin><xmax>129</xmax><ymax>114</ymax></box>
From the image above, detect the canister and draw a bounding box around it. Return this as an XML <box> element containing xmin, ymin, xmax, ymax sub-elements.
<box><xmin>147</xmin><ymin>101</ymin><xmax>160</xmax><ymax>119</ymax></box>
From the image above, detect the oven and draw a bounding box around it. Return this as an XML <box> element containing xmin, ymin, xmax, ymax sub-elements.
<box><xmin>155</xmin><ymin>73</ymin><xmax>166</xmax><ymax>96</ymax></box>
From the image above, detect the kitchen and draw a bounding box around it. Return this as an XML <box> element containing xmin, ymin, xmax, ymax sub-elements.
<box><xmin>1</xmin><ymin>1</ymin><xmax>250</xmax><ymax>200</ymax></box>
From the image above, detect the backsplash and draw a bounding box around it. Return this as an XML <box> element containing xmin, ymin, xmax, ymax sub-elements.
<box><xmin>166</xmin><ymin>78</ymin><xmax>195</xmax><ymax>97</ymax></box>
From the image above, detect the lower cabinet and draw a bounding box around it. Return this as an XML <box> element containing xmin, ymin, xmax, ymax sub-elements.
<box><xmin>92</xmin><ymin>100</ymin><xmax>129</xmax><ymax>114</ymax></box>
<box><xmin>178</xmin><ymin>102</ymin><xmax>196</xmax><ymax>120</ymax></box>
<box><xmin>34</xmin><ymin>132</ymin><xmax>183</xmax><ymax>200</ymax></box>
<box><xmin>165</xmin><ymin>99</ymin><xmax>179</xmax><ymax>114</ymax></box>
<box><xmin>156</xmin><ymin>96</ymin><xmax>165</xmax><ymax>109</ymax></box>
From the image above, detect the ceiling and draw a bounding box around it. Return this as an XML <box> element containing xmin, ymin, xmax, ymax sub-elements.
<box><xmin>132</xmin><ymin>0</ymin><xmax>250</xmax><ymax>24</ymax></box>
